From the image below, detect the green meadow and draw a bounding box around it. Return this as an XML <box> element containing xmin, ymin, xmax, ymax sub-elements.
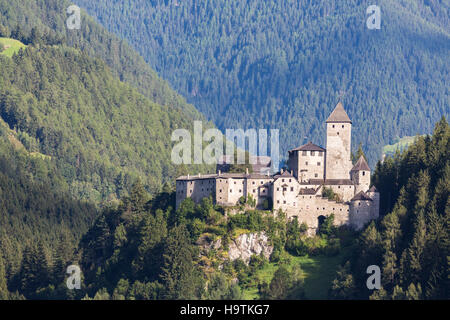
<box><xmin>0</xmin><ymin>37</ymin><xmax>26</xmax><ymax>57</ymax></box>
<box><xmin>242</xmin><ymin>247</ymin><xmax>351</xmax><ymax>300</ymax></box>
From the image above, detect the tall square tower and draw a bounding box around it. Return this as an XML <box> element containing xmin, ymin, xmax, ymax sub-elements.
<box><xmin>325</xmin><ymin>102</ymin><xmax>353</xmax><ymax>180</ymax></box>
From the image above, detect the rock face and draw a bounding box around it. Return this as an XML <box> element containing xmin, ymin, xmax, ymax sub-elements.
<box><xmin>228</xmin><ymin>232</ymin><xmax>273</xmax><ymax>264</ymax></box>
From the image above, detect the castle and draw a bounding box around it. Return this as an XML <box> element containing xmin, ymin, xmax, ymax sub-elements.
<box><xmin>176</xmin><ymin>103</ymin><xmax>380</xmax><ymax>234</ymax></box>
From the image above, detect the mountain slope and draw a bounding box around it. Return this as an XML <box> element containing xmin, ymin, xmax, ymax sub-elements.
<box><xmin>0</xmin><ymin>0</ymin><xmax>205</xmax><ymax>125</ymax></box>
<box><xmin>0</xmin><ymin>44</ymin><xmax>210</xmax><ymax>202</ymax></box>
<box><xmin>0</xmin><ymin>0</ymin><xmax>216</xmax><ymax>201</ymax></box>
<box><xmin>72</xmin><ymin>0</ymin><xmax>450</xmax><ymax>167</ymax></box>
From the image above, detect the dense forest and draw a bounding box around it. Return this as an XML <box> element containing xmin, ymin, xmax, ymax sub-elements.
<box><xmin>1</xmin><ymin>118</ymin><xmax>447</xmax><ymax>300</ymax></box>
<box><xmin>73</xmin><ymin>0</ymin><xmax>450</xmax><ymax>167</ymax></box>
<box><xmin>0</xmin><ymin>0</ymin><xmax>447</xmax><ymax>301</ymax></box>
<box><xmin>330</xmin><ymin>117</ymin><xmax>449</xmax><ymax>299</ymax></box>
<box><xmin>0</xmin><ymin>0</ymin><xmax>216</xmax><ymax>202</ymax></box>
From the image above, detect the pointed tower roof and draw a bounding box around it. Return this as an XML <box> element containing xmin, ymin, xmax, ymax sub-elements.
<box><xmin>351</xmin><ymin>191</ymin><xmax>373</xmax><ymax>201</ymax></box>
<box><xmin>326</xmin><ymin>102</ymin><xmax>352</xmax><ymax>123</ymax></box>
<box><xmin>351</xmin><ymin>156</ymin><xmax>371</xmax><ymax>171</ymax></box>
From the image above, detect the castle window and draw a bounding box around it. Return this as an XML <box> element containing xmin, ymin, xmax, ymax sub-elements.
<box><xmin>305</xmin><ymin>162</ymin><xmax>308</xmax><ymax>165</ymax></box>
<box><xmin>234</xmin><ymin>181</ymin><xmax>236</xmax><ymax>184</ymax></box>
<box><xmin>293</xmin><ymin>202</ymin><xmax>296</xmax><ymax>206</ymax></box>
<box><xmin>338</xmin><ymin>186</ymin><xmax>341</xmax><ymax>189</ymax></box>
<box><xmin>282</xmin><ymin>179</ymin><xmax>284</xmax><ymax>182</ymax></box>
<box><xmin>311</xmin><ymin>151</ymin><xmax>315</xmax><ymax>156</ymax></box>
<box><xmin>315</xmin><ymin>173</ymin><xmax>318</xmax><ymax>177</ymax></box>
<box><xmin>332</xmin><ymin>125</ymin><xmax>335</xmax><ymax>128</ymax></box>
<box><xmin>289</xmin><ymin>179</ymin><xmax>291</xmax><ymax>182</ymax></box>
<box><xmin>230</xmin><ymin>189</ymin><xmax>232</xmax><ymax>193</ymax></box>
<box><xmin>277</xmin><ymin>187</ymin><xmax>279</xmax><ymax>191</ymax></box>
<box><xmin>283</xmin><ymin>187</ymin><xmax>287</xmax><ymax>192</ymax></box>
<box><xmin>302</xmin><ymin>151</ymin><xmax>307</xmax><ymax>156</ymax></box>
<box><xmin>277</xmin><ymin>200</ymin><xmax>280</xmax><ymax>204</ymax></box>
<box><xmin>290</xmin><ymin>187</ymin><xmax>294</xmax><ymax>191</ymax></box>
<box><xmin>253</xmin><ymin>181</ymin><xmax>255</xmax><ymax>185</ymax></box>
<box><xmin>219</xmin><ymin>189</ymin><xmax>222</xmax><ymax>193</ymax></box>
<box><xmin>319</xmin><ymin>151</ymin><xmax>323</xmax><ymax>157</ymax></box>
<box><xmin>337</xmin><ymin>132</ymin><xmax>340</xmax><ymax>135</ymax></box>
<box><xmin>342</xmin><ymin>125</ymin><xmax>344</xmax><ymax>128</ymax></box>
<box><xmin>283</xmin><ymin>201</ymin><xmax>286</xmax><ymax>204</ymax></box>
<box><xmin>261</xmin><ymin>181</ymin><xmax>263</xmax><ymax>184</ymax></box>
<box><xmin>317</xmin><ymin>162</ymin><xmax>321</xmax><ymax>166</ymax></box>
<box><xmin>239</xmin><ymin>189</ymin><xmax>242</xmax><ymax>193</ymax></box>
<box><xmin>362</xmin><ymin>171</ymin><xmax>366</xmax><ymax>176</ymax></box>
<box><xmin>253</xmin><ymin>189</ymin><xmax>256</xmax><ymax>193</ymax></box>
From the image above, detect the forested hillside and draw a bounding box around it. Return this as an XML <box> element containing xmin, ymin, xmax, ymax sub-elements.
<box><xmin>330</xmin><ymin>117</ymin><xmax>449</xmax><ymax>299</ymax></box>
<box><xmin>0</xmin><ymin>119</ymin><xmax>99</xmax><ymax>299</ymax></box>
<box><xmin>0</xmin><ymin>43</ymin><xmax>211</xmax><ymax>202</ymax></box>
<box><xmin>0</xmin><ymin>0</ymin><xmax>206</xmax><ymax>125</ymax></box>
<box><xmin>73</xmin><ymin>0</ymin><xmax>450</xmax><ymax>166</ymax></box>
<box><xmin>0</xmin><ymin>0</ymin><xmax>216</xmax><ymax>201</ymax></box>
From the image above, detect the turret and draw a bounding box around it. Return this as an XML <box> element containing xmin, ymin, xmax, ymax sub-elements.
<box><xmin>351</xmin><ymin>156</ymin><xmax>371</xmax><ymax>193</ymax></box>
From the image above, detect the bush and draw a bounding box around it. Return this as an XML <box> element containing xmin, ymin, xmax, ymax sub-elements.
<box><xmin>205</xmin><ymin>225</ymin><xmax>226</xmax><ymax>236</ymax></box>
<box><xmin>324</xmin><ymin>238</ymin><xmax>341</xmax><ymax>256</ymax></box>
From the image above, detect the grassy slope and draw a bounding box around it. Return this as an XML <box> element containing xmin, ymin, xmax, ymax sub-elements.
<box><xmin>243</xmin><ymin>247</ymin><xmax>351</xmax><ymax>300</ymax></box>
<box><xmin>382</xmin><ymin>135</ymin><xmax>426</xmax><ymax>155</ymax></box>
<box><xmin>0</xmin><ymin>37</ymin><xmax>25</xmax><ymax>57</ymax></box>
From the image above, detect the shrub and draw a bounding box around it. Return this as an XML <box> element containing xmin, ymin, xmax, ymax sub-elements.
<box><xmin>325</xmin><ymin>238</ymin><xmax>341</xmax><ymax>256</ymax></box>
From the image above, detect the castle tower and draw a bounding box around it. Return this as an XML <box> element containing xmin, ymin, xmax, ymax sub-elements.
<box><xmin>351</xmin><ymin>155</ymin><xmax>371</xmax><ymax>193</ymax></box>
<box><xmin>325</xmin><ymin>102</ymin><xmax>353</xmax><ymax>180</ymax></box>
<box><xmin>367</xmin><ymin>186</ymin><xmax>380</xmax><ymax>219</ymax></box>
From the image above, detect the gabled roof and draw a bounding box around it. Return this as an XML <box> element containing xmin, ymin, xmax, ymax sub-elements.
<box><xmin>326</xmin><ymin>102</ymin><xmax>352</xmax><ymax>123</ymax></box>
<box><xmin>351</xmin><ymin>191</ymin><xmax>373</xmax><ymax>201</ymax></box>
<box><xmin>273</xmin><ymin>170</ymin><xmax>293</xmax><ymax>179</ymax></box>
<box><xmin>351</xmin><ymin>156</ymin><xmax>371</xmax><ymax>171</ymax></box>
<box><xmin>289</xmin><ymin>141</ymin><xmax>325</xmax><ymax>153</ymax></box>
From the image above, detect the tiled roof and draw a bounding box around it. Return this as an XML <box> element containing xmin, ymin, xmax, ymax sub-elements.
<box><xmin>177</xmin><ymin>172</ymin><xmax>273</xmax><ymax>181</ymax></box>
<box><xmin>298</xmin><ymin>188</ymin><xmax>318</xmax><ymax>195</ymax></box>
<box><xmin>351</xmin><ymin>191</ymin><xmax>373</xmax><ymax>201</ymax></box>
<box><xmin>289</xmin><ymin>141</ymin><xmax>326</xmax><ymax>152</ymax></box>
<box><xmin>307</xmin><ymin>179</ymin><xmax>354</xmax><ymax>185</ymax></box>
<box><xmin>351</xmin><ymin>156</ymin><xmax>370</xmax><ymax>171</ymax></box>
<box><xmin>273</xmin><ymin>170</ymin><xmax>294</xmax><ymax>179</ymax></box>
<box><xmin>326</xmin><ymin>102</ymin><xmax>352</xmax><ymax>123</ymax></box>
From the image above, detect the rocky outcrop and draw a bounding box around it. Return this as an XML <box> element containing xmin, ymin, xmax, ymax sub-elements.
<box><xmin>228</xmin><ymin>232</ymin><xmax>273</xmax><ymax>264</ymax></box>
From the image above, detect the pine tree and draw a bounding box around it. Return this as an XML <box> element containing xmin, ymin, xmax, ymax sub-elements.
<box><xmin>160</xmin><ymin>225</ymin><xmax>202</xmax><ymax>299</ymax></box>
<box><xmin>0</xmin><ymin>255</ymin><xmax>9</xmax><ymax>300</ymax></box>
<box><xmin>329</xmin><ymin>262</ymin><xmax>357</xmax><ymax>299</ymax></box>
